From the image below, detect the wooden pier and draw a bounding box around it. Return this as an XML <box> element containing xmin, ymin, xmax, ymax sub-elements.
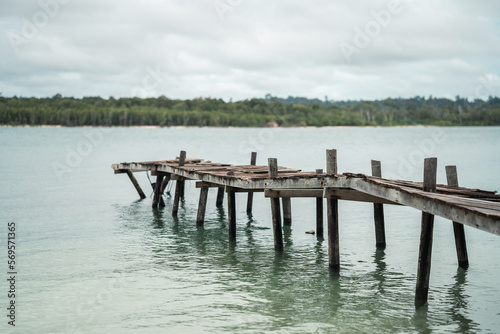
<box><xmin>112</xmin><ymin>149</ymin><xmax>500</xmax><ymax>308</ymax></box>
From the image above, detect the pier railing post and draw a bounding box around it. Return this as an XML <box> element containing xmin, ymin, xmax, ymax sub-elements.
<box><xmin>268</xmin><ymin>158</ymin><xmax>283</xmax><ymax>251</ymax></box>
<box><xmin>246</xmin><ymin>152</ymin><xmax>257</xmax><ymax>214</ymax></box>
<box><xmin>326</xmin><ymin>149</ymin><xmax>340</xmax><ymax>270</ymax></box>
<box><xmin>445</xmin><ymin>165</ymin><xmax>469</xmax><ymax>269</ymax></box>
<box><xmin>316</xmin><ymin>169</ymin><xmax>324</xmax><ymax>238</ymax></box>
<box><xmin>371</xmin><ymin>160</ymin><xmax>386</xmax><ymax>248</ymax></box>
<box><xmin>415</xmin><ymin>157</ymin><xmax>437</xmax><ymax>308</ymax></box>
<box><xmin>172</xmin><ymin>150</ymin><xmax>186</xmax><ymax>216</ymax></box>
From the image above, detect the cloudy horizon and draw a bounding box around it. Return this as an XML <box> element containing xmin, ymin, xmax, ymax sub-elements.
<box><xmin>1</xmin><ymin>0</ymin><xmax>500</xmax><ymax>102</ymax></box>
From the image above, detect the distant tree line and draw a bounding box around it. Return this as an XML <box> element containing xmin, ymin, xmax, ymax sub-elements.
<box><xmin>1</xmin><ymin>94</ymin><xmax>499</xmax><ymax>127</ymax></box>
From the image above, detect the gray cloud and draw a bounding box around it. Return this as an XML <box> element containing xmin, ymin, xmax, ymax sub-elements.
<box><xmin>0</xmin><ymin>0</ymin><xmax>499</xmax><ymax>100</ymax></box>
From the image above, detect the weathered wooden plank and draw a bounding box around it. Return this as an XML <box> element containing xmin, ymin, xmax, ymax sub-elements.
<box><xmin>216</xmin><ymin>187</ymin><xmax>224</xmax><ymax>207</ymax></box>
<box><xmin>415</xmin><ymin>157</ymin><xmax>437</xmax><ymax>308</ymax></box>
<box><xmin>326</xmin><ymin>149</ymin><xmax>338</xmax><ymax>175</ymax></box>
<box><xmin>446</xmin><ymin>165</ymin><xmax>469</xmax><ymax>269</ymax></box>
<box><xmin>327</xmin><ymin>198</ymin><xmax>339</xmax><ymax>270</ymax></box>
<box><xmin>269</xmin><ymin>158</ymin><xmax>283</xmax><ymax>251</ymax></box>
<box><xmin>152</xmin><ymin>175</ymin><xmax>164</xmax><ymax>209</ymax></box>
<box><xmin>325</xmin><ymin>188</ymin><xmax>399</xmax><ymax>205</ymax></box>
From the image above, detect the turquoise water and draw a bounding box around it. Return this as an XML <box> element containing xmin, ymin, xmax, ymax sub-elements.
<box><xmin>0</xmin><ymin>126</ymin><xmax>499</xmax><ymax>333</ymax></box>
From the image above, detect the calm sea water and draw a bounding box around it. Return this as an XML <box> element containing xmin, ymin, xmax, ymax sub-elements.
<box><xmin>1</xmin><ymin>126</ymin><xmax>499</xmax><ymax>333</ymax></box>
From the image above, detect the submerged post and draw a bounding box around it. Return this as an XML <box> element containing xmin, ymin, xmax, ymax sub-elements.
<box><xmin>246</xmin><ymin>152</ymin><xmax>257</xmax><ymax>214</ymax></box>
<box><xmin>282</xmin><ymin>197</ymin><xmax>292</xmax><ymax>226</ymax></box>
<box><xmin>172</xmin><ymin>151</ymin><xmax>186</xmax><ymax>216</ymax></box>
<box><xmin>445</xmin><ymin>165</ymin><xmax>469</xmax><ymax>269</ymax></box>
<box><xmin>268</xmin><ymin>158</ymin><xmax>283</xmax><ymax>251</ymax></box>
<box><xmin>326</xmin><ymin>149</ymin><xmax>340</xmax><ymax>270</ymax></box>
<box><xmin>152</xmin><ymin>175</ymin><xmax>164</xmax><ymax>209</ymax></box>
<box><xmin>196</xmin><ymin>187</ymin><xmax>209</xmax><ymax>227</ymax></box>
<box><xmin>126</xmin><ymin>170</ymin><xmax>146</xmax><ymax>199</ymax></box>
<box><xmin>216</xmin><ymin>187</ymin><xmax>224</xmax><ymax>207</ymax></box>
<box><xmin>371</xmin><ymin>160</ymin><xmax>386</xmax><ymax>248</ymax></box>
<box><xmin>316</xmin><ymin>169</ymin><xmax>324</xmax><ymax>237</ymax></box>
<box><xmin>227</xmin><ymin>187</ymin><xmax>236</xmax><ymax>240</ymax></box>
<box><xmin>415</xmin><ymin>157</ymin><xmax>437</xmax><ymax>308</ymax></box>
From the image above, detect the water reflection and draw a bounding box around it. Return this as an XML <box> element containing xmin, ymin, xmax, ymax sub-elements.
<box><xmin>446</xmin><ymin>268</ymin><xmax>478</xmax><ymax>332</ymax></box>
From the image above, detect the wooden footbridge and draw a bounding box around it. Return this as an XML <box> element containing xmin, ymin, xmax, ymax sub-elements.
<box><xmin>112</xmin><ymin>149</ymin><xmax>500</xmax><ymax>308</ymax></box>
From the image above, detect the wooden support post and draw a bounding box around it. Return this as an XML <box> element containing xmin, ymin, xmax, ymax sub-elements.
<box><xmin>326</xmin><ymin>150</ymin><xmax>339</xmax><ymax>269</ymax></box>
<box><xmin>196</xmin><ymin>187</ymin><xmax>209</xmax><ymax>227</ymax></box>
<box><xmin>216</xmin><ymin>187</ymin><xmax>224</xmax><ymax>207</ymax></box>
<box><xmin>172</xmin><ymin>151</ymin><xmax>186</xmax><ymax>216</ymax></box>
<box><xmin>282</xmin><ymin>197</ymin><xmax>292</xmax><ymax>226</ymax></box>
<box><xmin>415</xmin><ymin>157</ymin><xmax>437</xmax><ymax>308</ymax></box>
<box><xmin>445</xmin><ymin>165</ymin><xmax>469</xmax><ymax>269</ymax></box>
<box><xmin>178</xmin><ymin>151</ymin><xmax>186</xmax><ymax>197</ymax></box>
<box><xmin>371</xmin><ymin>160</ymin><xmax>386</xmax><ymax>248</ymax></box>
<box><xmin>227</xmin><ymin>188</ymin><xmax>236</xmax><ymax>240</ymax></box>
<box><xmin>152</xmin><ymin>175</ymin><xmax>164</xmax><ymax>209</ymax></box>
<box><xmin>316</xmin><ymin>169</ymin><xmax>324</xmax><ymax>237</ymax></box>
<box><xmin>326</xmin><ymin>149</ymin><xmax>337</xmax><ymax>175</ymax></box>
<box><xmin>246</xmin><ymin>152</ymin><xmax>257</xmax><ymax>214</ymax></box>
<box><xmin>268</xmin><ymin>158</ymin><xmax>283</xmax><ymax>251</ymax></box>
<box><xmin>126</xmin><ymin>170</ymin><xmax>146</xmax><ymax>199</ymax></box>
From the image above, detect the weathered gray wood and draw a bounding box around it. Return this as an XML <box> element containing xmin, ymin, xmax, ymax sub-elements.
<box><xmin>282</xmin><ymin>197</ymin><xmax>292</xmax><ymax>226</ymax></box>
<box><xmin>316</xmin><ymin>197</ymin><xmax>324</xmax><ymax>238</ymax></box>
<box><xmin>152</xmin><ymin>175</ymin><xmax>164</xmax><ymax>209</ymax></box>
<box><xmin>216</xmin><ymin>187</ymin><xmax>224</xmax><ymax>207</ymax></box>
<box><xmin>227</xmin><ymin>189</ymin><xmax>236</xmax><ymax>239</ymax></box>
<box><xmin>172</xmin><ymin>180</ymin><xmax>182</xmax><ymax>216</ymax></box>
<box><xmin>126</xmin><ymin>170</ymin><xmax>146</xmax><ymax>199</ymax></box>
<box><xmin>268</xmin><ymin>157</ymin><xmax>283</xmax><ymax>250</ymax></box>
<box><xmin>316</xmin><ymin>169</ymin><xmax>324</xmax><ymax>238</ymax></box>
<box><xmin>446</xmin><ymin>165</ymin><xmax>469</xmax><ymax>269</ymax></box>
<box><xmin>371</xmin><ymin>160</ymin><xmax>386</xmax><ymax>248</ymax></box>
<box><xmin>246</xmin><ymin>152</ymin><xmax>257</xmax><ymax>214</ymax></box>
<box><xmin>326</xmin><ymin>149</ymin><xmax>337</xmax><ymax>175</ymax></box>
<box><xmin>327</xmin><ymin>198</ymin><xmax>339</xmax><ymax>270</ymax></box>
<box><xmin>271</xmin><ymin>197</ymin><xmax>283</xmax><ymax>251</ymax></box>
<box><xmin>324</xmin><ymin>188</ymin><xmax>399</xmax><ymax>205</ymax></box>
<box><xmin>268</xmin><ymin>158</ymin><xmax>278</xmax><ymax>179</ymax></box>
<box><xmin>196</xmin><ymin>187</ymin><xmax>209</xmax><ymax>227</ymax></box>
<box><xmin>415</xmin><ymin>157</ymin><xmax>437</xmax><ymax>308</ymax></box>
<box><xmin>178</xmin><ymin>151</ymin><xmax>186</xmax><ymax>197</ymax></box>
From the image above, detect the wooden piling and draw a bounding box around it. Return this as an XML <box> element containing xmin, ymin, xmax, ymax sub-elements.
<box><xmin>152</xmin><ymin>175</ymin><xmax>164</xmax><ymax>209</ymax></box>
<box><xmin>326</xmin><ymin>150</ymin><xmax>339</xmax><ymax>269</ymax></box>
<box><xmin>415</xmin><ymin>157</ymin><xmax>437</xmax><ymax>308</ymax></box>
<box><xmin>126</xmin><ymin>170</ymin><xmax>146</xmax><ymax>199</ymax></box>
<box><xmin>371</xmin><ymin>160</ymin><xmax>386</xmax><ymax>248</ymax></box>
<box><xmin>196</xmin><ymin>187</ymin><xmax>209</xmax><ymax>227</ymax></box>
<box><xmin>216</xmin><ymin>187</ymin><xmax>224</xmax><ymax>207</ymax></box>
<box><xmin>246</xmin><ymin>152</ymin><xmax>257</xmax><ymax>214</ymax></box>
<box><xmin>445</xmin><ymin>165</ymin><xmax>469</xmax><ymax>269</ymax></box>
<box><xmin>282</xmin><ymin>197</ymin><xmax>292</xmax><ymax>226</ymax></box>
<box><xmin>172</xmin><ymin>151</ymin><xmax>187</xmax><ymax>216</ymax></box>
<box><xmin>227</xmin><ymin>187</ymin><xmax>236</xmax><ymax>240</ymax></box>
<box><xmin>268</xmin><ymin>158</ymin><xmax>283</xmax><ymax>251</ymax></box>
<box><xmin>316</xmin><ymin>169</ymin><xmax>324</xmax><ymax>237</ymax></box>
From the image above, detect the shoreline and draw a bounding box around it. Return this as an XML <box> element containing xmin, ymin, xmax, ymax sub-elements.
<box><xmin>0</xmin><ymin>124</ymin><xmax>487</xmax><ymax>129</ymax></box>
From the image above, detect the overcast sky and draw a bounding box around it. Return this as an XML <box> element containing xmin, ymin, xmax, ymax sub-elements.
<box><xmin>1</xmin><ymin>0</ymin><xmax>499</xmax><ymax>101</ymax></box>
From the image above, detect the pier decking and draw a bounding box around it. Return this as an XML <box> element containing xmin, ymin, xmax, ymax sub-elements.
<box><xmin>112</xmin><ymin>149</ymin><xmax>500</xmax><ymax>308</ymax></box>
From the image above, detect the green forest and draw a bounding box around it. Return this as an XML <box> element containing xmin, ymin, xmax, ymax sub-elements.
<box><xmin>1</xmin><ymin>94</ymin><xmax>500</xmax><ymax>127</ymax></box>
